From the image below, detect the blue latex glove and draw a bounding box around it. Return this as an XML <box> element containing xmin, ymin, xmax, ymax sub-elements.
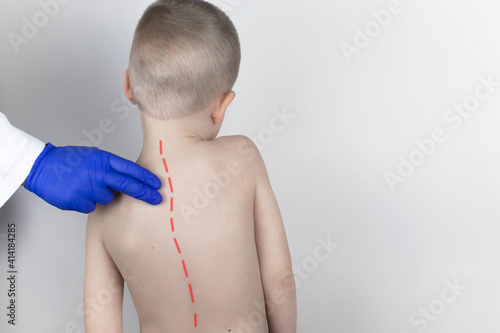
<box><xmin>24</xmin><ymin>143</ymin><xmax>162</xmax><ymax>213</ymax></box>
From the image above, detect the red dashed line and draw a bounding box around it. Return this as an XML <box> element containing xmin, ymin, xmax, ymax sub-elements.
<box><xmin>163</xmin><ymin>158</ymin><xmax>169</xmax><ymax>173</ymax></box>
<box><xmin>189</xmin><ymin>283</ymin><xmax>195</xmax><ymax>303</ymax></box>
<box><xmin>182</xmin><ymin>260</ymin><xmax>189</xmax><ymax>278</ymax></box>
<box><xmin>160</xmin><ymin>140</ymin><xmax>197</xmax><ymax>328</ymax></box>
<box><xmin>174</xmin><ymin>238</ymin><xmax>181</xmax><ymax>254</ymax></box>
<box><xmin>168</xmin><ymin>177</ymin><xmax>174</xmax><ymax>193</ymax></box>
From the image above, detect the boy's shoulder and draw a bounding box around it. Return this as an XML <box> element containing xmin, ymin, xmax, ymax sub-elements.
<box><xmin>201</xmin><ymin>135</ymin><xmax>266</xmax><ymax>180</ymax></box>
<box><xmin>212</xmin><ymin>134</ymin><xmax>254</xmax><ymax>148</ymax></box>
<box><xmin>211</xmin><ymin>135</ymin><xmax>262</xmax><ymax>165</ymax></box>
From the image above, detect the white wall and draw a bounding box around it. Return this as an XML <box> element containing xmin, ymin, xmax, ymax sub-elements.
<box><xmin>1</xmin><ymin>0</ymin><xmax>500</xmax><ymax>332</ymax></box>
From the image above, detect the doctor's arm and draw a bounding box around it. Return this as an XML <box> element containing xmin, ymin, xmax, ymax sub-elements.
<box><xmin>0</xmin><ymin>112</ymin><xmax>163</xmax><ymax>213</ymax></box>
<box><xmin>0</xmin><ymin>112</ymin><xmax>45</xmax><ymax>207</ymax></box>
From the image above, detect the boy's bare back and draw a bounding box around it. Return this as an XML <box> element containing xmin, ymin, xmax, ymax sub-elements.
<box><xmin>84</xmin><ymin>136</ymin><xmax>295</xmax><ymax>332</ymax></box>
<box><xmin>83</xmin><ymin>1</ymin><xmax>295</xmax><ymax>331</ymax></box>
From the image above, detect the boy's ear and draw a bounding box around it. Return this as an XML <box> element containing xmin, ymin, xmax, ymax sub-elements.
<box><xmin>211</xmin><ymin>91</ymin><xmax>236</xmax><ymax>125</ymax></box>
<box><xmin>123</xmin><ymin>70</ymin><xmax>137</xmax><ymax>105</ymax></box>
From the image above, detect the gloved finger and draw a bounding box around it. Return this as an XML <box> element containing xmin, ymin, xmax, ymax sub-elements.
<box><xmin>93</xmin><ymin>187</ymin><xmax>115</xmax><ymax>206</ymax></box>
<box><xmin>78</xmin><ymin>201</ymin><xmax>97</xmax><ymax>214</ymax></box>
<box><xmin>108</xmin><ymin>154</ymin><xmax>162</xmax><ymax>190</ymax></box>
<box><xmin>104</xmin><ymin>172</ymin><xmax>163</xmax><ymax>205</ymax></box>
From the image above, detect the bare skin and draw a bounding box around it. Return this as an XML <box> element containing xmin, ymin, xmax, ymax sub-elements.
<box><xmin>83</xmin><ymin>72</ymin><xmax>296</xmax><ymax>333</ymax></box>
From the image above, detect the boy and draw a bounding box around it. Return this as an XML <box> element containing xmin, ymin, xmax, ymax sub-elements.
<box><xmin>83</xmin><ymin>1</ymin><xmax>296</xmax><ymax>332</ymax></box>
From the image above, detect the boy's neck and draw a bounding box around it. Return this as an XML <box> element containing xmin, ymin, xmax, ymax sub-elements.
<box><xmin>137</xmin><ymin>109</ymin><xmax>219</xmax><ymax>161</ymax></box>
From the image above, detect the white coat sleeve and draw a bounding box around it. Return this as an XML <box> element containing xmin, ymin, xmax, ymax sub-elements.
<box><xmin>0</xmin><ymin>112</ymin><xmax>45</xmax><ymax>207</ymax></box>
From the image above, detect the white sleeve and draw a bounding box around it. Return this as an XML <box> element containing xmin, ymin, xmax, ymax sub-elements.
<box><xmin>0</xmin><ymin>112</ymin><xmax>46</xmax><ymax>207</ymax></box>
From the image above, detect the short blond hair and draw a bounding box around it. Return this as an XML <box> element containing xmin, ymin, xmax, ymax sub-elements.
<box><xmin>128</xmin><ymin>0</ymin><xmax>241</xmax><ymax>119</ymax></box>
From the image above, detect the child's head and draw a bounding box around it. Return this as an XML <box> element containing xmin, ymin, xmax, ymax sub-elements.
<box><xmin>124</xmin><ymin>0</ymin><xmax>241</xmax><ymax>123</ymax></box>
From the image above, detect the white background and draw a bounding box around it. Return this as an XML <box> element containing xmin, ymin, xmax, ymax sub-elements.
<box><xmin>1</xmin><ymin>0</ymin><xmax>500</xmax><ymax>332</ymax></box>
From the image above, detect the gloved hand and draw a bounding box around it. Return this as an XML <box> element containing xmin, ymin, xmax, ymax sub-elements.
<box><xmin>24</xmin><ymin>143</ymin><xmax>162</xmax><ymax>213</ymax></box>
